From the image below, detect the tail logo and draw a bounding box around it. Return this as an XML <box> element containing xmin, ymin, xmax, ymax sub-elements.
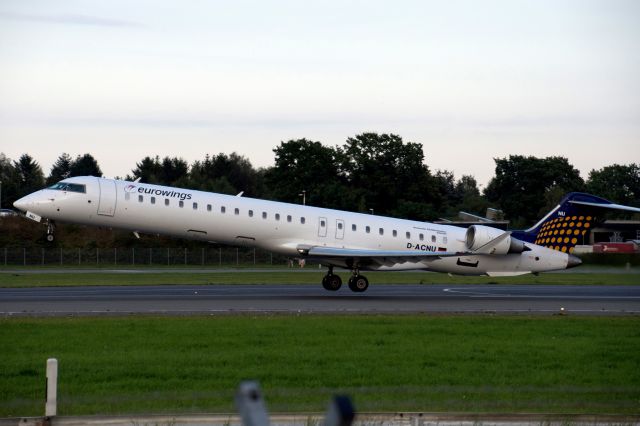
<box><xmin>534</xmin><ymin>215</ymin><xmax>595</xmax><ymax>253</ymax></box>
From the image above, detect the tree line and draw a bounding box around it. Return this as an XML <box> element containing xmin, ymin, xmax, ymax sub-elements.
<box><xmin>1</xmin><ymin>132</ymin><xmax>638</xmax><ymax>228</ymax></box>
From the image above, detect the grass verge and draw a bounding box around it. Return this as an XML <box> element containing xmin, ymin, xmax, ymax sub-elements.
<box><xmin>1</xmin><ymin>315</ymin><xmax>639</xmax><ymax>416</ymax></box>
<box><xmin>0</xmin><ymin>271</ymin><xmax>639</xmax><ymax>287</ymax></box>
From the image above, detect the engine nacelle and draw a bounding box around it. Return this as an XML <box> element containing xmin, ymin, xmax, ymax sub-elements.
<box><xmin>465</xmin><ymin>225</ymin><xmax>527</xmax><ymax>255</ymax></box>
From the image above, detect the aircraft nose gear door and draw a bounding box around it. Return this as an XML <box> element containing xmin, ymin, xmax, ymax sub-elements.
<box><xmin>97</xmin><ymin>179</ymin><xmax>117</xmax><ymax>216</ymax></box>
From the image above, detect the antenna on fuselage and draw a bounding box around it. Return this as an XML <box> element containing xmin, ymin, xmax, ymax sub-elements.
<box><xmin>236</xmin><ymin>191</ymin><xmax>244</xmax><ymax>197</ymax></box>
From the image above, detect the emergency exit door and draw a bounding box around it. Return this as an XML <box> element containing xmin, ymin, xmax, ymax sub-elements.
<box><xmin>97</xmin><ymin>179</ymin><xmax>117</xmax><ymax>216</ymax></box>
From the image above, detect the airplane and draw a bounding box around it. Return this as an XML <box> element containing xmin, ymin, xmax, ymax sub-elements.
<box><xmin>12</xmin><ymin>176</ymin><xmax>640</xmax><ymax>292</ymax></box>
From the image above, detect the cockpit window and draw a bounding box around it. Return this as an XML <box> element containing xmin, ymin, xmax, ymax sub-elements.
<box><xmin>48</xmin><ymin>182</ymin><xmax>86</xmax><ymax>193</ymax></box>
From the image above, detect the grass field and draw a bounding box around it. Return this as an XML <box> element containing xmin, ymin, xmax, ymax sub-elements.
<box><xmin>0</xmin><ymin>270</ymin><xmax>639</xmax><ymax>287</ymax></box>
<box><xmin>1</xmin><ymin>315</ymin><xmax>639</xmax><ymax>416</ymax></box>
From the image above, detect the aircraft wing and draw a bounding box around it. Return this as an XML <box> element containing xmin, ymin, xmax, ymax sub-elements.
<box><xmin>304</xmin><ymin>246</ymin><xmax>466</xmax><ymax>268</ymax></box>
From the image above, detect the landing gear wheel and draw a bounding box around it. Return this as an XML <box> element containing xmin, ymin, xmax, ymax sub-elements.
<box><xmin>348</xmin><ymin>275</ymin><xmax>369</xmax><ymax>292</ymax></box>
<box><xmin>45</xmin><ymin>220</ymin><xmax>56</xmax><ymax>243</ymax></box>
<box><xmin>322</xmin><ymin>274</ymin><xmax>342</xmax><ymax>291</ymax></box>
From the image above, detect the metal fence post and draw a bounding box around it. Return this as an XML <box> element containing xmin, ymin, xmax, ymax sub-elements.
<box><xmin>60</xmin><ymin>248</ymin><xmax>62</xmax><ymax>266</ymax></box>
<box><xmin>184</xmin><ymin>248</ymin><xmax>187</xmax><ymax>265</ymax></box>
<box><xmin>219</xmin><ymin>248</ymin><xmax>222</xmax><ymax>266</ymax></box>
<box><xmin>78</xmin><ymin>248</ymin><xmax>81</xmax><ymax>265</ymax></box>
<box><xmin>270</xmin><ymin>252</ymin><xmax>273</xmax><ymax>265</ymax></box>
<box><xmin>202</xmin><ymin>248</ymin><xmax>204</xmax><ymax>266</ymax></box>
<box><xmin>132</xmin><ymin>247</ymin><xmax>135</xmax><ymax>265</ymax></box>
<box><xmin>253</xmin><ymin>248</ymin><xmax>256</xmax><ymax>265</ymax></box>
<box><xmin>23</xmin><ymin>248</ymin><xmax>26</xmax><ymax>266</ymax></box>
<box><xmin>149</xmin><ymin>248</ymin><xmax>152</xmax><ymax>265</ymax></box>
<box><xmin>167</xmin><ymin>248</ymin><xmax>170</xmax><ymax>266</ymax></box>
<box><xmin>42</xmin><ymin>248</ymin><xmax>44</xmax><ymax>266</ymax></box>
<box><xmin>114</xmin><ymin>248</ymin><xmax>117</xmax><ymax>266</ymax></box>
<box><xmin>236</xmin><ymin>248</ymin><xmax>239</xmax><ymax>265</ymax></box>
<box><xmin>4</xmin><ymin>247</ymin><xmax>6</xmax><ymax>266</ymax></box>
<box><xmin>96</xmin><ymin>248</ymin><xmax>99</xmax><ymax>265</ymax></box>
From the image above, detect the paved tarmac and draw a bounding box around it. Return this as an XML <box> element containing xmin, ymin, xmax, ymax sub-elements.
<box><xmin>1</xmin><ymin>284</ymin><xmax>639</xmax><ymax>316</ymax></box>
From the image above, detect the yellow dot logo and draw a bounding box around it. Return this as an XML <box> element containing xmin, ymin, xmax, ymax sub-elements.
<box><xmin>573</xmin><ymin>229</ymin><xmax>580</xmax><ymax>235</ymax></box>
<box><xmin>569</xmin><ymin>222</ymin><xmax>574</xmax><ymax>227</ymax></box>
<box><xmin>579</xmin><ymin>216</ymin><xmax>584</xmax><ymax>220</ymax></box>
<box><xmin>560</xmin><ymin>229</ymin><xmax>565</xmax><ymax>235</ymax></box>
<box><xmin>561</xmin><ymin>246</ymin><xmax>567</xmax><ymax>253</ymax></box>
<box><xmin>571</xmin><ymin>238</ymin><xmax>577</xmax><ymax>244</ymax></box>
<box><xmin>569</xmin><ymin>247</ymin><xmax>574</xmax><ymax>253</ymax></box>
<box><xmin>554</xmin><ymin>230</ymin><xmax>558</xmax><ymax>235</ymax></box>
<box><xmin>576</xmin><ymin>222</ymin><xmax>582</xmax><ymax>227</ymax></box>
<box><xmin>584</xmin><ymin>223</ymin><xmax>590</xmax><ymax>228</ymax></box>
<box><xmin>586</xmin><ymin>216</ymin><xmax>592</xmax><ymax>221</ymax></box>
<box><xmin>564</xmin><ymin>237</ymin><xmax>569</xmax><ymax>243</ymax></box>
<box><xmin>571</xmin><ymin>216</ymin><xmax>577</xmax><ymax>221</ymax></box>
<box><xmin>551</xmin><ymin>237</ymin><xmax>556</xmax><ymax>243</ymax></box>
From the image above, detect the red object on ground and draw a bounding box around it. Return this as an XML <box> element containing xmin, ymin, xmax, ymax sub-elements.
<box><xmin>592</xmin><ymin>242</ymin><xmax>637</xmax><ymax>253</ymax></box>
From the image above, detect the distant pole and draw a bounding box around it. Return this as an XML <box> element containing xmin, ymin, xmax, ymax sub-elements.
<box><xmin>299</xmin><ymin>190</ymin><xmax>306</xmax><ymax>205</ymax></box>
<box><xmin>45</xmin><ymin>358</ymin><xmax>58</xmax><ymax>417</ymax></box>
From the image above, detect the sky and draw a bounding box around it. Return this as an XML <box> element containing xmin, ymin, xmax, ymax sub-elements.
<box><xmin>1</xmin><ymin>0</ymin><xmax>639</xmax><ymax>188</ymax></box>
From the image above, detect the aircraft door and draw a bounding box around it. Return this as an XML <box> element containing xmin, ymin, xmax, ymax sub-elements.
<box><xmin>336</xmin><ymin>219</ymin><xmax>345</xmax><ymax>239</ymax></box>
<box><xmin>318</xmin><ymin>217</ymin><xmax>327</xmax><ymax>237</ymax></box>
<box><xmin>97</xmin><ymin>179</ymin><xmax>117</xmax><ymax>216</ymax></box>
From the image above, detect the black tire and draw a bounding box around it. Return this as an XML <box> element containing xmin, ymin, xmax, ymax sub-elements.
<box><xmin>322</xmin><ymin>274</ymin><xmax>342</xmax><ymax>291</ymax></box>
<box><xmin>348</xmin><ymin>275</ymin><xmax>369</xmax><ymax>292</ymax></box>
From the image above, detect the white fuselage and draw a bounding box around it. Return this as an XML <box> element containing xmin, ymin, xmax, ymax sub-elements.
<box><xmin>14</xmin><ymin>176</ymin><xmax>573</xmax><ymax>275</ymax></box>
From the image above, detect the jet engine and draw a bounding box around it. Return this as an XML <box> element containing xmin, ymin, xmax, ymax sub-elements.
<box><xmin>465</xmin><ymin>225</ymin><xmax>527</xmax><ymax>254</ymax></box>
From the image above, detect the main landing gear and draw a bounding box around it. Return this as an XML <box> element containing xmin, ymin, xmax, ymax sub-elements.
<box><xmin>321</xmin><ymin>266</ymin><xmax>369</xmax><ymax>293</ymax></box>
<box><xmin>45</xmin><ymin>220</ymin><xmax>56</xmax><ymax>243</ymax></box>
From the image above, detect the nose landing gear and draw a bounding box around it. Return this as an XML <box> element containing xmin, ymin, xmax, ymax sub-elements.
<box><xmin>45</xmin><ymin>220</ymin><xmax>56</xmax><ymax>243</ymax></box>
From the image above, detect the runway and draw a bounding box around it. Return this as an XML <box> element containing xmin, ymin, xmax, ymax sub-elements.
<box><xmin>1</xmin><ymin>284</ymin><xmax>639</xmax><ymax>316</ymax></box>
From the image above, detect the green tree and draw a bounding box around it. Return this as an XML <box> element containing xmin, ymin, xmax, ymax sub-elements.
<box><xmin>128</xmin><ymin>156</ymin><xmax>162</xmax><ymax>184</ymax></box>
<box><xmin>69</xmin><ymin>154</ymin><xmax>102</xmax><ymax>177</ymax></box>
<box><xmin>265</xmin><ymin>139</ymin><xmax>349</xmax><ymax>208</ymax></box>
<box><xmin>0</xmin><ymin>153</ymin><xmax>20</xmax><ymax>208</ymax></box>
<box><xmin>339</xmin><ymin>133</ymin><xmax>440</xmax><ymax>218</ymax></box>
<box><xmin>484</xmin><ymin>155</ymin><xmax>584</xmax><ymax>227</ymax></box>
<box><xmin>14</xmin><ymin>154</ymin><xmax>45</xmax><ymax>197</ymax></box>
<box><xmin>46</xmin><ymin>153</ymin><xmax>73</xmax><ymax>185</ymax></box>
<box><xmin>189</xmin><ymin>153</ymin><xmax>259</xmax><ymax>196</ymax></box>
<box><xmin>586</xmin><ymin>164</ymin><xmax>640</xmax><ymax>206</ymax></box>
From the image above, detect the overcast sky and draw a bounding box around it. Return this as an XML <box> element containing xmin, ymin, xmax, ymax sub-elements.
<box><xmin>1</xmin><ymin>0</ymin><xmax>639</xmax><ymax>187</ymax></box>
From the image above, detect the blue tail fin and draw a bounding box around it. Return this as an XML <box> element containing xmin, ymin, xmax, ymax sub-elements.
<box><xmin>510</xmin><ymin>192</ymin><xmax>620</xmax><ymax>253</ymax></box>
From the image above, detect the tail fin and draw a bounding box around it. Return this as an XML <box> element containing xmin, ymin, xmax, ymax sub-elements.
<box><xmin>511</xmin><ymin>192</ymin><xmax>640</xmax><ymax>254</ymax></box>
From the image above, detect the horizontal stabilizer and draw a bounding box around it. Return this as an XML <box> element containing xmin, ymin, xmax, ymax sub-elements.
<box><xmin>569</xmin><ymin>200</ymin><xmax>640</xmax><ymax>214</ymax></box>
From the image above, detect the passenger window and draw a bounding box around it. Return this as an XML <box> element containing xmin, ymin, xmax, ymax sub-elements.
<box><xmin>193</xmin><ymin>202</ymin><xmax>198</xmax><ymax>210</ymax></box>
<box><xmin>165</xmin><ymin>199</ymin><xmax>169</xmax><ymax>206</ymax></box>
<box><xmin>179</xmin><ymin>200</ymin><xmax>184</xmax><ymax>208</ymax></box>
<box><xmin>138</xmin><ymin>195</ymin><xmax>143</xmax><ymax>202</ymax></box>
<box><xmin>419</xmin><ymin>233</ymin><xmax>424</xmax><ymax>241</ymax></box>
<box><xmin>235</xmin><ymin>208</ymin><xmax>240</xmax><ymax>215</ymax></box>
<box><xmin>320</xmin><ymin>220</ymin><xmax>326</xmax><ymax>227</ymax></box>
<box><xmin>392</xmin><ymin>230</ymin><xmax>397</xmax><ymax>237</ymax></box>
<box><xmin>352</xmin><ymin>224</ymin><xmax>357</xmax><ymax>231</ymax></box>
<box><xmin>275</xmin><ymin>213</ymin><xmax>280</xmax><ymax>221</ymax></box>
<box><xmin>151</xmin><ymin>197</ymin><xmax>156</xmax><ymax>204</ymax></box>
<box><xmin>366</xmin><ymin>226</ymin><xmax>370</xmax><ymax>233</ymax></box>
<box><xmin>300</xmin><ymin>217</ymin><xmax>305</xmax><ymax>224</ymax></box>
<box><xmin>207</xmin><ymin>204</ymin><xmax>212</xmax><ymax>211</ymax></box>
<box><xmin>431</xmin><ymin>235</ymin><xmax>436</xmax><ymax>242</ymax></box>
<box><xmin>406</xmin><ymin>232</ymin><xmax>411</xmax><ymax>239</ymax></box>
<box><xmin>249</xmin><ymin>210</ymin><xmax>254</xmax><ymax>217</ymax></box>
<box><xmin>338</xmin><ymin>222</ymin><xmax>343</xmax><ymax>230</ymax></box>
<box><xmin>379</xmin><ymin>228</ymin><xmax>384</xmax><ymax>235</ymax></box>
<box><xmin>287</xmin><ymin>215</ymin><xmax>292</xmax><ymax>222</ymax></box>
<box><xmin>221</xmin><ymin>206</ymin><xmax>226</xmax><ymax>213</ymax></box>
<box><xmin>262</xmin><ymin>212</ymin><xmax>267</xmax><ymax>219</ymax></box>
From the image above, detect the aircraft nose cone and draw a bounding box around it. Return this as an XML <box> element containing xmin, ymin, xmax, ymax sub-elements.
<box><xmin>13</xmin><ymin>196</ymin><xmax>29</xmax><ymax>212</ymax></box>
<box><xmin>567</xmin><ymin>254</ymin><xmax>582</xmax><ymax>269</ymax></box>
